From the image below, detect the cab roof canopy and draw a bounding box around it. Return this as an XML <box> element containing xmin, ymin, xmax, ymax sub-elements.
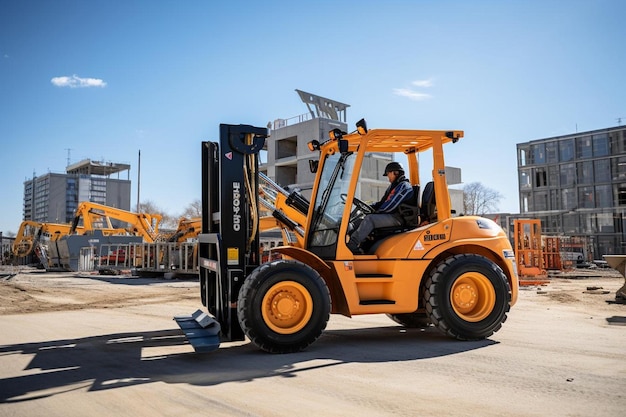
<box><xmin>345</xmin><ymin>128</ymin><xmax>464</xmax><ymax>154</ymax></box>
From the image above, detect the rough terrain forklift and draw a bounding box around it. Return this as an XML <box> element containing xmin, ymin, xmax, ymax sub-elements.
<box><xmin>175</xmin><ymin>121</ymin><xmax>518</xmax><ymax>353</ymax></box>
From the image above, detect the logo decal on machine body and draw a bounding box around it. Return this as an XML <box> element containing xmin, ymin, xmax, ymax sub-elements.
<box><xmin>233</xmin><ymin>182</ymin><xmax>241</xmax><ymax>231</ymax></box>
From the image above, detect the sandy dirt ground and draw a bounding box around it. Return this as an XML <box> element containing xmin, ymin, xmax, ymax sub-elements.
<box><xmin>0</xmin><ymin>266</ymin><xmax>624</xmax><ymax>417</ymax></box>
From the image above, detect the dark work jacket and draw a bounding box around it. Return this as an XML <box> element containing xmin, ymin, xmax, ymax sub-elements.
<box><xmin>372</xmin><ymin>175</ymin><xmax>413</xmax><ymax>214</ymax></box>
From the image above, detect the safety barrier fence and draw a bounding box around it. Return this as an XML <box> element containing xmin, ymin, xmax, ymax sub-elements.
<box><xmin>78</xmin><ymin>242</ymin><xmax>198</xmax><ymax>275</ymax></box>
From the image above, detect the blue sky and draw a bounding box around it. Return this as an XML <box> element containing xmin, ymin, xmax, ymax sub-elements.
<box><xmin>1</xmin><ymin>0</ymin><xmax>625</xmax><ymax>234</ymax></box>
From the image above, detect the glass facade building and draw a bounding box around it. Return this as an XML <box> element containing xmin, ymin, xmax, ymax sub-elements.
<box><xmin>517</xmin><ymin>125</ymin><xmax>626</xmax><ymax>258</ymax></box>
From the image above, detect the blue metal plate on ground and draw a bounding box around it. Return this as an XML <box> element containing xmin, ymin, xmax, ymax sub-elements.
<box><xmin>174</xmin><ymin>310</ymin><xmax>221</xmax><ymax>353</ymax></box>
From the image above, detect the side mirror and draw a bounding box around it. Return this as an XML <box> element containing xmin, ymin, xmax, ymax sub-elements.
<box><xmin>309</xmin><ymin>159</ymin><xmax>319</xmax><ymax>173</ymax></box>
<box><xmin>356</xmin><ymin>118</ymin><xmax>368</xmax><ymax>134</ymax></box>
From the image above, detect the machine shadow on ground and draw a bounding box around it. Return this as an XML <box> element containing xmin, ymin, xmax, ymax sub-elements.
<box><xmin>0</xmin><ymin>324</ymin><xmax>495</xmax><ymax>403</ymax></box>
<box><xmin>76</xmin><ymin>274</ymin><xmax>197</xmax><ymax>286</ymax></box>
<box><xmin>606</xmin><ymin>315</ymin><xmax>626</xmax><ymax>325</ymax></box>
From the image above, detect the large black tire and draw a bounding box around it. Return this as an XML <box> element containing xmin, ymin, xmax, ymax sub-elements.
<box><xmin>237</xmin><ymin>260</ymin><xmax>331</xmax><ymax>353</ymax></box>
<box><xmin>423</xmin><ymin>254</ymin><xmax>511</xmax><ymax>340</ymax></box>
<box><xmin>386</xmin><ymin>312</ymin><xmax>431</xmax><ymax>328</ymax></box>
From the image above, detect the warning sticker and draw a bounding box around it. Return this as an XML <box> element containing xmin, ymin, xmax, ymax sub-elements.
<box><xmin>227</xmin><ymin>247</ymin><xmax>239</xmax><ymax>265</ymax></box>
<box><xmin>413</xmin><ymin>240</ymin><xmax>424</xmax><ymax>251</ymax></box>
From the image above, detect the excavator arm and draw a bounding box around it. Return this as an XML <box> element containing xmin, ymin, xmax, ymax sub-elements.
<box><xmin>167</xmin><ymin>217</ymin><xmax>202</xmax><ymax>242</ymax></box>
<box><xmin>70</xmin><ymin>202</ymin><xmax>162</xmax><ymax>243</ymax></box>
<box><xmin>12</xmin><ymin>221</ymin><xmax>76</xmax><ymax>257</ymax></box>
<box><xmin>13</xmin><ymin>221</ymin><xmax>45</xmax><ymax>257</ymax></box>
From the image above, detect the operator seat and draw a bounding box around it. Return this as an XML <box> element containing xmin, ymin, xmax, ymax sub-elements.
<box><xmin>419</xmin><ymin>181</ymin><xmax>436</xmax><ymax>224</ymax></box>
<box><xmin>396</xmin><ymin>184</ymin><xmax>421</xmax><ymax>227</ymax></box>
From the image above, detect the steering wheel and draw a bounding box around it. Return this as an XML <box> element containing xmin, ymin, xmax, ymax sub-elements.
<box><xmin>341</xmin><ymin>193</ymin><xmax>374</xmax><ymax>214</ymax></box>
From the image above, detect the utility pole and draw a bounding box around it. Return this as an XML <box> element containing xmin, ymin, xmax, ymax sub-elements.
<box><xmin>137</xmin><ymin>150</ymin><xmax>141</xmax><ymax>212</ymax></box>
<box><xmin>64</xmin><ymin>148</ymin><xmax>72</xmax><ymax>167</ymax></box>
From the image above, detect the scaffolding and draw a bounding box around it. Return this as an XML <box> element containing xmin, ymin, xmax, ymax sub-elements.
<box><xmin>543</xmin><ymin>236</ymin><xmax>562</xmax><ymax>270</ymax></box>
<box><xmin>514</xmin><ymin>219</ymin><xmax>548</xmax><ymax>285</ymax></box>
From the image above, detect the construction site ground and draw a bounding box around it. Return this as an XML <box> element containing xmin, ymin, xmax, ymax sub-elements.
<box><xmin>0</xmin><ymin>266</ymin><xmax>624</xmax><ymax>417</ymax></box>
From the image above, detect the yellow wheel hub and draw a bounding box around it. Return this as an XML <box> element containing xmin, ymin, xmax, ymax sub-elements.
<box><xmin>262</xmin><ymin>281</ymin><xmax>313</xmax><ymax>334</ymax></box>
<box><xmin>450</xmin><ymin>272</ymin><xmax>496</xmax><ymax>322</ymax></box>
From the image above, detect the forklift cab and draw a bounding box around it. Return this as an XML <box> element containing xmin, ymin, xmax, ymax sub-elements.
<box><xmin>305</xmin><ymin>123</ymin><xmax>454</xmax><ymax>260</ymax></box>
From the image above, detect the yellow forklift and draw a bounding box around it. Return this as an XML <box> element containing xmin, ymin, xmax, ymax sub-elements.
<box><xmin>176</xmin><ymin>121</ymin><xmax>518</xmax><ymax>353</ymax></box>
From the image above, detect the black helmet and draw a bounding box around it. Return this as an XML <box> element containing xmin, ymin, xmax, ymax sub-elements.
<box><xmin>383</xmin><ymin>161</ymin><xmax>404</xmax><ymax>176</ymax></box>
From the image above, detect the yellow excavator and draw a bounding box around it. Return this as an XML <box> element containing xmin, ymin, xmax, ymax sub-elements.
<box><xmin>12</xmin><ymin>219</ymin><xmax>128</xmax><ymax>259</ymax></box>
<box><xmin>12</xmin><ymin>221</ymin><xmax>73</xmax><ymax>258</ymax></box>
<box><xmin>69</xmin><ymin>202</ymin><xmax>163</xmax><ymax>243</ymax></box>
<box><xmin>166</xmin><ymin>217</ymin><xmax>202</xmax><ymax>243</ymax></box>
<box><xmin>176</xmin><ymin>121</ymin><xmax>519</xmax><ymax>354</ymax></box>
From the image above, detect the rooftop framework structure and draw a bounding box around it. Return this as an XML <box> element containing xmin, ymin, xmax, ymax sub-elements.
<box><xmin>295</xmin><ymin>89</ymin><xmax>350</xmax><ymax>122</ymax></box>
<box><xmin>66</xmin><ymin>159</ymin><xmax>131</xmax><ymax>178</ymax></box>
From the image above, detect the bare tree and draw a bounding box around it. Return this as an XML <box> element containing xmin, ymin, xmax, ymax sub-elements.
<box><xmin>134</xmin><ymin>200</ymin><xmax>178</xmax><ymax>229</ymax></box>
<box><xmin>462</xmin><ymin>182</ymin><xmax>503</xmax><ymax>215</ymax></box>
<box><xmin>181</xmin><ymin>199</ymin><xmax>202</xmax><ymax>219</ymax></box>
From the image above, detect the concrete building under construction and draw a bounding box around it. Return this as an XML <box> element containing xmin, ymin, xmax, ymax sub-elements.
<box><xmin>263</xmin><ymin>89</ymin><xmax>392</xmax><ymax>203</ymax></box>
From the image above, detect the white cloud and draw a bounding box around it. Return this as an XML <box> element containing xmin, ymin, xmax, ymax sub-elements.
<box><xmin>393</xmin><ymin>78</ymin><xmax>435</xmax><ymax>101</ymax></box>
<box><xmin>51</xmin><ymin>74</ymin><xmax>107</xmax><ymax>88</ymax></box>
<box><xmin>393</xmin><ymin>88</ymin><xmax>432</xmax><ymax>101</ymax></box>
<box><xmin>411</xmin><ymin>79</ymin><xmax>434</xmax><ymax>88</ymax></box>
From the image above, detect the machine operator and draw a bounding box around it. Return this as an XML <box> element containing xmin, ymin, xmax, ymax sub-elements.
<box><xmin>347</xmin><ymin>162</ymin><xmax>414</xmax><ymax>254</ymax></box>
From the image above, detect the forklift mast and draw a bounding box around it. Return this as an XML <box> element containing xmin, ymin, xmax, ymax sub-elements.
<box><xmin>198</xmin><ymin>124</ymin><xmax>269</xmax><ymax>342</ymax></box>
